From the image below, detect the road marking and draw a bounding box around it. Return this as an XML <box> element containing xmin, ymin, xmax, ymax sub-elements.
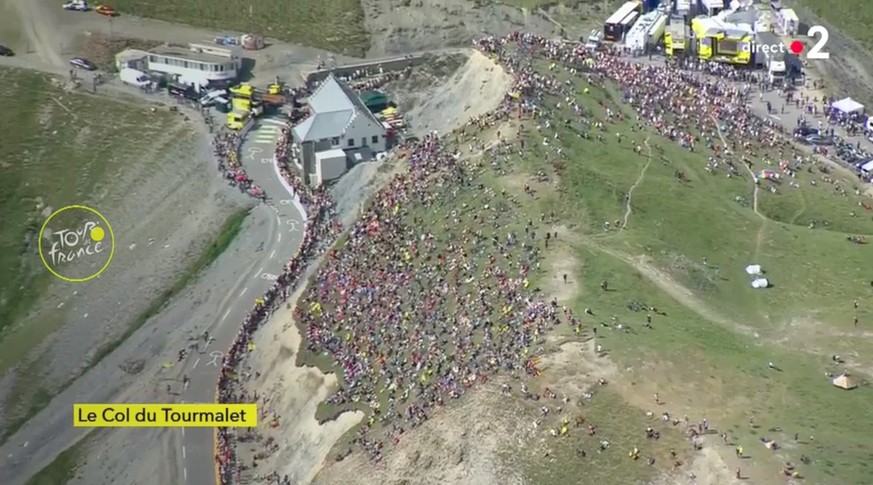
<box><xmin>183</xmin><ymin>380</ymin><xmax>189</xmax><ymax>391</ymax></box>
<box><xmin>269</xmin><ymin>250</ymin><xmax>276</xmax><ymax>259</ymax></box>
<box><xmin>261</xmin><ymin>118</ymin><xmax>286</xmax><ymax>126</ymax></box>
<box><xmin>184</xmin><ymin>467</ymin><xmax>188</xmax><ymax>481</ymax></box>
<box><xmin>246</xmin><ymin>146</ymin><xmax>263</xmax><ymax>161</ymax></box>
<box><xmin>279</xmin><ymin>199</ymin><xmax>292</xmax><ymax>205</ymax></box>
<box><xmin>277</xmin><ymin>232</ymin><xmax>281</xmax><ymax>242</ymax></box>
<box><xmin>255</xmin><ymin>267</ymin><xmax>263</xmax><ymax>278</ymax></box>
<box><xmin>182</xmin><ymin>445</ymin><xmax>187</xmax><ymax>459</ymax></box>
<box><xmin>286</xmin><ymin>219</ymin><xmax>299</xmax><ymax>231</ymax></box>
<box><xmin>207</xmin><ymin>350</ymin><xmax>223</xmax><ymax>367</ymax></box>
<box><xmin>239</xmin><ymin>287</ymin><xmax>248</xmax><ymax>297</ymax></box>
<box><xmin>181</xmin><ymin>426</ymin><xmax>185</xmax><ymax>436</ymax></box>
<box><xmin>222</xmin><ymin>308</ymin><xmax>231</xmax><ymax>321</ymax></box>
<box><xmin>192</xmin><ymin>358</ymin><xmax>200</xmax><ymax>369</ymax></box>
<box><xmin>260</xmin><ymin>272</ymin><xmax>278</xmax><ymax>281</ymax></box>
<box><xmin>261</xmin><ymin>157</ymin><xmax>273</xmax><ymax>164</ymax></box>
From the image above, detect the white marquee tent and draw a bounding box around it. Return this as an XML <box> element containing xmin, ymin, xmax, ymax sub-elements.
<box><xmin>832</xmin><ymin>97</ymin><xmax>864</xmax><ymax>115</ymax></box>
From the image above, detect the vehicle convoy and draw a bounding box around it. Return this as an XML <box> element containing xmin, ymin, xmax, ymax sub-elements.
<box><xmin>62</xmin><ymin>0</ymin><xmax>89</xmax><ymax>11</ymax></box>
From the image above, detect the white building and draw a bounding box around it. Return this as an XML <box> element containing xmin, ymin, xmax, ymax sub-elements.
<box><xmin>116</xmin><ymin>43</ymin><xmax>241</xmax><ymax>90</ymax></box>
<box><xmin>292</xmin><ymin>74</ymin><xmax>388</xmax><ymax>185</ymax></box>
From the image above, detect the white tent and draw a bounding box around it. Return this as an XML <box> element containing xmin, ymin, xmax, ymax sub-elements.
<box><xmin>861</xmin><ymin>160</ymin><xmax>873</xmax><ymax>173</ymax></box>
<box><xmin>832</xmin><ymin>97</ymin><xmax>864</xmax><ymax>115</ymax></box>
<box><xmin>832</xmin><ymin>374</ymin><xmax>858</xmax><ymax>390</ymax></box>
<box><xmin>751</xmin><ymin>278</ymin><xmax>769</xmax><ymax>289</ymax></box>
<box><xmin>745</xmin><ymin>264</ymin><xmax>762</xmax><ymax>275</ymax></box>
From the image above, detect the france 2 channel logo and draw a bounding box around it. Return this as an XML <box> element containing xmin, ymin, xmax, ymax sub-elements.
<box><xmin>791</xmin><ymin>25</ymin><xmax>830</xmax><ymax>60</ymax></box>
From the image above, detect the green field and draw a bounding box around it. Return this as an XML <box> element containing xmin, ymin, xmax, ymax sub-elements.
<box><xmin>303</xmin><ymin>51</ymin><xmax>873</xmax><ymax>482</ymax></box>
<box><xmin>497</xmin><ymin>65</ymin><xmax>873</xmax><ymax>483</ymax></box>
<box><xmin>796</xmin><ymin>0</ymin><xmax>873</xmax><ymax>51</ymax></box>
<box><xmin>0</xmin><ymin>67</ymin><xmax>174</xmax><ymax>344</ymax></box>
<box><xmin>113</xmin><ymin>0</ymin><xmax>369</xmax><ymax>56</ymax></box>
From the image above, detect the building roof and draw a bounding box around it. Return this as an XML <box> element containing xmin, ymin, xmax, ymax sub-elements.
<box><xmin>150</xmin><ymin>45</ymin><xmax>233</xmax><ymax>64</ymax></box>
<box><xmin>293</xmin><ymin>74</ymin><xmax>383</xmax><ymax>143</ymax></box>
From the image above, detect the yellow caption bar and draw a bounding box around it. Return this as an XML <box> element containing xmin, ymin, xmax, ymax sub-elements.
<box><xmin>73</xmin><ymin>403</ymin><xmax>257</xmax><ymax>428</ymax></box>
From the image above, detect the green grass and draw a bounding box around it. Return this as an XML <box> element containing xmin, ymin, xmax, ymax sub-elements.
<box><xmin>494</xmin><ymin>65</ymin><xmax>873</xmax><ymax>483</ymax></box>
<box><xmin>0</xmin><ymin>209</ymin><xmax>248</xmax><ymax>444</ymax></box>
<box><xmin>794</xmin><ymin>0</ymin><xmax>873</xmax><ymax>51</ymax></box>
<box><xmin>112</xmin><ymin>0</ymin><xmax>369</xmax><ymax>56</ymax></box>
<box><xmin>24</xmin><ymin>431</ymin><xmax>95</xmax><ymax>485</ymax></box>
<box><xmin>0</xmin><ymin>67</ymin><xmax>173</xmax><ymax>353</ymax></box>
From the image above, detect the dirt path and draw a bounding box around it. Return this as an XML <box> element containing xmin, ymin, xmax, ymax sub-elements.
<box><xmin>620</xmin><ymin>137</ymin><xmax>651</xmax><ymax>230</ymax></box>
<box><xmin>710</xmin><ymin>115</ymin><xmax>768</xmax><ymax>259</ymax></box>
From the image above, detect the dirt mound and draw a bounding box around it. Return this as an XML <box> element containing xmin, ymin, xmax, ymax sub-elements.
<box><xmin>313</xmin><ymin>383</ymin><xmax>527</xmax><ymax>485</ymax></box>
<box><xmin>389</xmin><ymin>50</ymin><xmax>511</xmax><ymax>136</ymax></box>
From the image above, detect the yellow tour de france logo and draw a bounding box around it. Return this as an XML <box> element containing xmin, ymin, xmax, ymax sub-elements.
<box><xmin>38</xmin><ymin>205</ymin><xmax>115</xmax><ymax>283</ymax></box>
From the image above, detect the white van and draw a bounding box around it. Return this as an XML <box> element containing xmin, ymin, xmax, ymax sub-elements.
<box><xmin>120</xmin><ymin>68</ymin><xmax>151</xmax><ymax>88</ymax></box>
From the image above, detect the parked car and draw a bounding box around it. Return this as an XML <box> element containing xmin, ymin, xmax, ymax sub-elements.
<box><xmin>70</xmin><ymin>57</ymin><xmax>96</xmax><ymax>70</ymax></box>
<box><xmin>95</xmin><ymin>4</ymin><xmax>117</xmax><ymax>16</ymax></box>
<box><xmin>62</xmin><ymin>0</ymin><xmax>89</xmax><ymax>11</ymax></box>
<box><xmin>804</xmin><ymin>134</ymin><xmax>833</xmax><ymax>146</ymax></box>
<box><xmin>0</xmin><ymin>45</ymin><xmax>13</xmax><ymax>56</ymax></box>
<box><xmin>794</xmin><ymin>126</ymin><xmax>818</xmax><ymax>137</ymax></box>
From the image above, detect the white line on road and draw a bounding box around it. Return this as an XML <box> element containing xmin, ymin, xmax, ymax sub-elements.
<box><xmin>183</xmin><ymin>380</ymin><xmax>189</xmax><ymax>391</ymax></box>
<box><xmin>222</xmin><ymin>308</ymin><xmax>231</xmax><ymax>321</ymax></box>
<box><xmin>182</xmin><ymin>445</ymin><xmax>186</xmax><ymax>459</ymax></box>
<box><xmin>184</xmin><ymin>467</ymin><xmax>188</xmax><ymax>481</ymax></box>
<box><xmin>181</xmin><ymin>427</ymin><xmax>185</xmax><ymax>436</ymax></box>
<box><xmin>239</xmin><ymin>287</ymin><xmax>248</xmax><ymax>297</ymax></box>
<box><xmin>255</xmin><ymin>267</ymin><xmax>263</xmax><ymax>278</ymax></box>
<box><xmin>269</xmin><ymin>249</ymin><xmax>276</xmax><ymax>259</ymax></box>
<box><xmin>192</xmin><ymin>358</ymin><xmax>200</xmax><ymax>369</ymax></box>
<box><xmin>277</xmin><ymin>232</ymin><xmax>281</xmax><ymax>242</ymax></box>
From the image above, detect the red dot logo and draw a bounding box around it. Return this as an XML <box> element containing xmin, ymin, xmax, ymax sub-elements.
<box><xmin>789</xmin><ymin>40</ymin><xmax>804</xmax><ymax>55</ymax></box>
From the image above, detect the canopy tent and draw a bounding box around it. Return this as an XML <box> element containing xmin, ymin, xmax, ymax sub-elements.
<box><xmin>745</xmin><ymin>264</ymin><xmax>762</xmax><ymax>275</ymax></box>
<box><xmin>861</xmin><ymin>160</ymin><xmax>873</xmax><ymax>173</ymax></box>
<box><xmin>751</xmin><ymin>278</ymin><xmax>769</xmax><ymax>289</ymax></box>
<box><xmin>832</xmin><ymin>374</ymin><xmax>858</xmax><ymax>390</ymax></box>
<box><xmin>360</xmin><ymin>90</ymin><xmax>389</xmax><ymax>113</ymax></box>
<box><xmin>832</xmin><ymin>97</ymin><xmax>864</xmax><ymax>115</ymax></box>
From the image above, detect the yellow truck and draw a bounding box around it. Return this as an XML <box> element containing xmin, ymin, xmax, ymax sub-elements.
<box><xmin>226</xmin><ymin>110</ymin><xmax>248</xmax><ymax>130</ymax></box>
<box><xmin>664</xmin><ymin>23</ymin><xmax>688</xmax><ymax>57</ymax></box>
<box><xmin>691</xmin><ymin>17</ymin><xmax>752</xmax><ymax>65</ymax></box>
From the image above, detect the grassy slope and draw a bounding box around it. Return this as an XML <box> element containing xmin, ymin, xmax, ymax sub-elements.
<box><xmin>2</xmin><ymin>209</ymin><xmax>248</xmax><ymax>443</ymax></box>
<box><xmin>310</xmin><ymin>57</ymin><xmax>872</xmax><ymax>483</ymax></box>
<box><xmin>508</xmin><ymin>66</ymin><xmax>873</xmax><ymax>483</ymax></box>
<box><xmin>0</xmin><ymin>67</ymin><xmax>172</xmax><ymax>345</ymax></box>
<box><xmin>794</xmin><ymin>0</ymin><xmax>873</xmax><ymax>50</ymax></box>
<box><xmin>112</xmin><ymin>0</ymin><xmax>369</xmax><ymax>56</ymax></box>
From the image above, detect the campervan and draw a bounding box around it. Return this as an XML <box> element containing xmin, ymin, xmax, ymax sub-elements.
<box><xmin>119</xmin><ymin>68</ymin><xmax>151</xmax><ymax>88</ymax></box>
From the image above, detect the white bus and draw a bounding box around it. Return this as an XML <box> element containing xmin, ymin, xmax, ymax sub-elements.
<box><xmin>604</xmin><ymin>1</ymin><xmax>642</xmax><ymax>41</ymax></box>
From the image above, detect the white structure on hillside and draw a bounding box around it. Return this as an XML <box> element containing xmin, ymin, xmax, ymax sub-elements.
<box><xmin>292</xmin><ymin>74</ymin><xmax>388</xmax><ymax>185</ymax></box>
<box><xmin>116</xmin><ymin>43</ymin><xmax>241</xmax><ymax>90</ymax></box>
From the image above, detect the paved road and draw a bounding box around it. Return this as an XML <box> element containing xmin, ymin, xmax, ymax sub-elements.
<box><xmin>180</xmin><ymin>117</ymin><xmax>305</xmax><ymax>485</ymax></box>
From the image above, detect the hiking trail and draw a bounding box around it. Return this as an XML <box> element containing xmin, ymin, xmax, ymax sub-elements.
<box><xmin>711</xmin><ymin>115</ymin><xmax>768</xmax><ymax>259</ymax></box>
<box><xmin>620</xmin><ymin>137</ymin><xmax>652</xmax><ymax>231</ymax></box>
